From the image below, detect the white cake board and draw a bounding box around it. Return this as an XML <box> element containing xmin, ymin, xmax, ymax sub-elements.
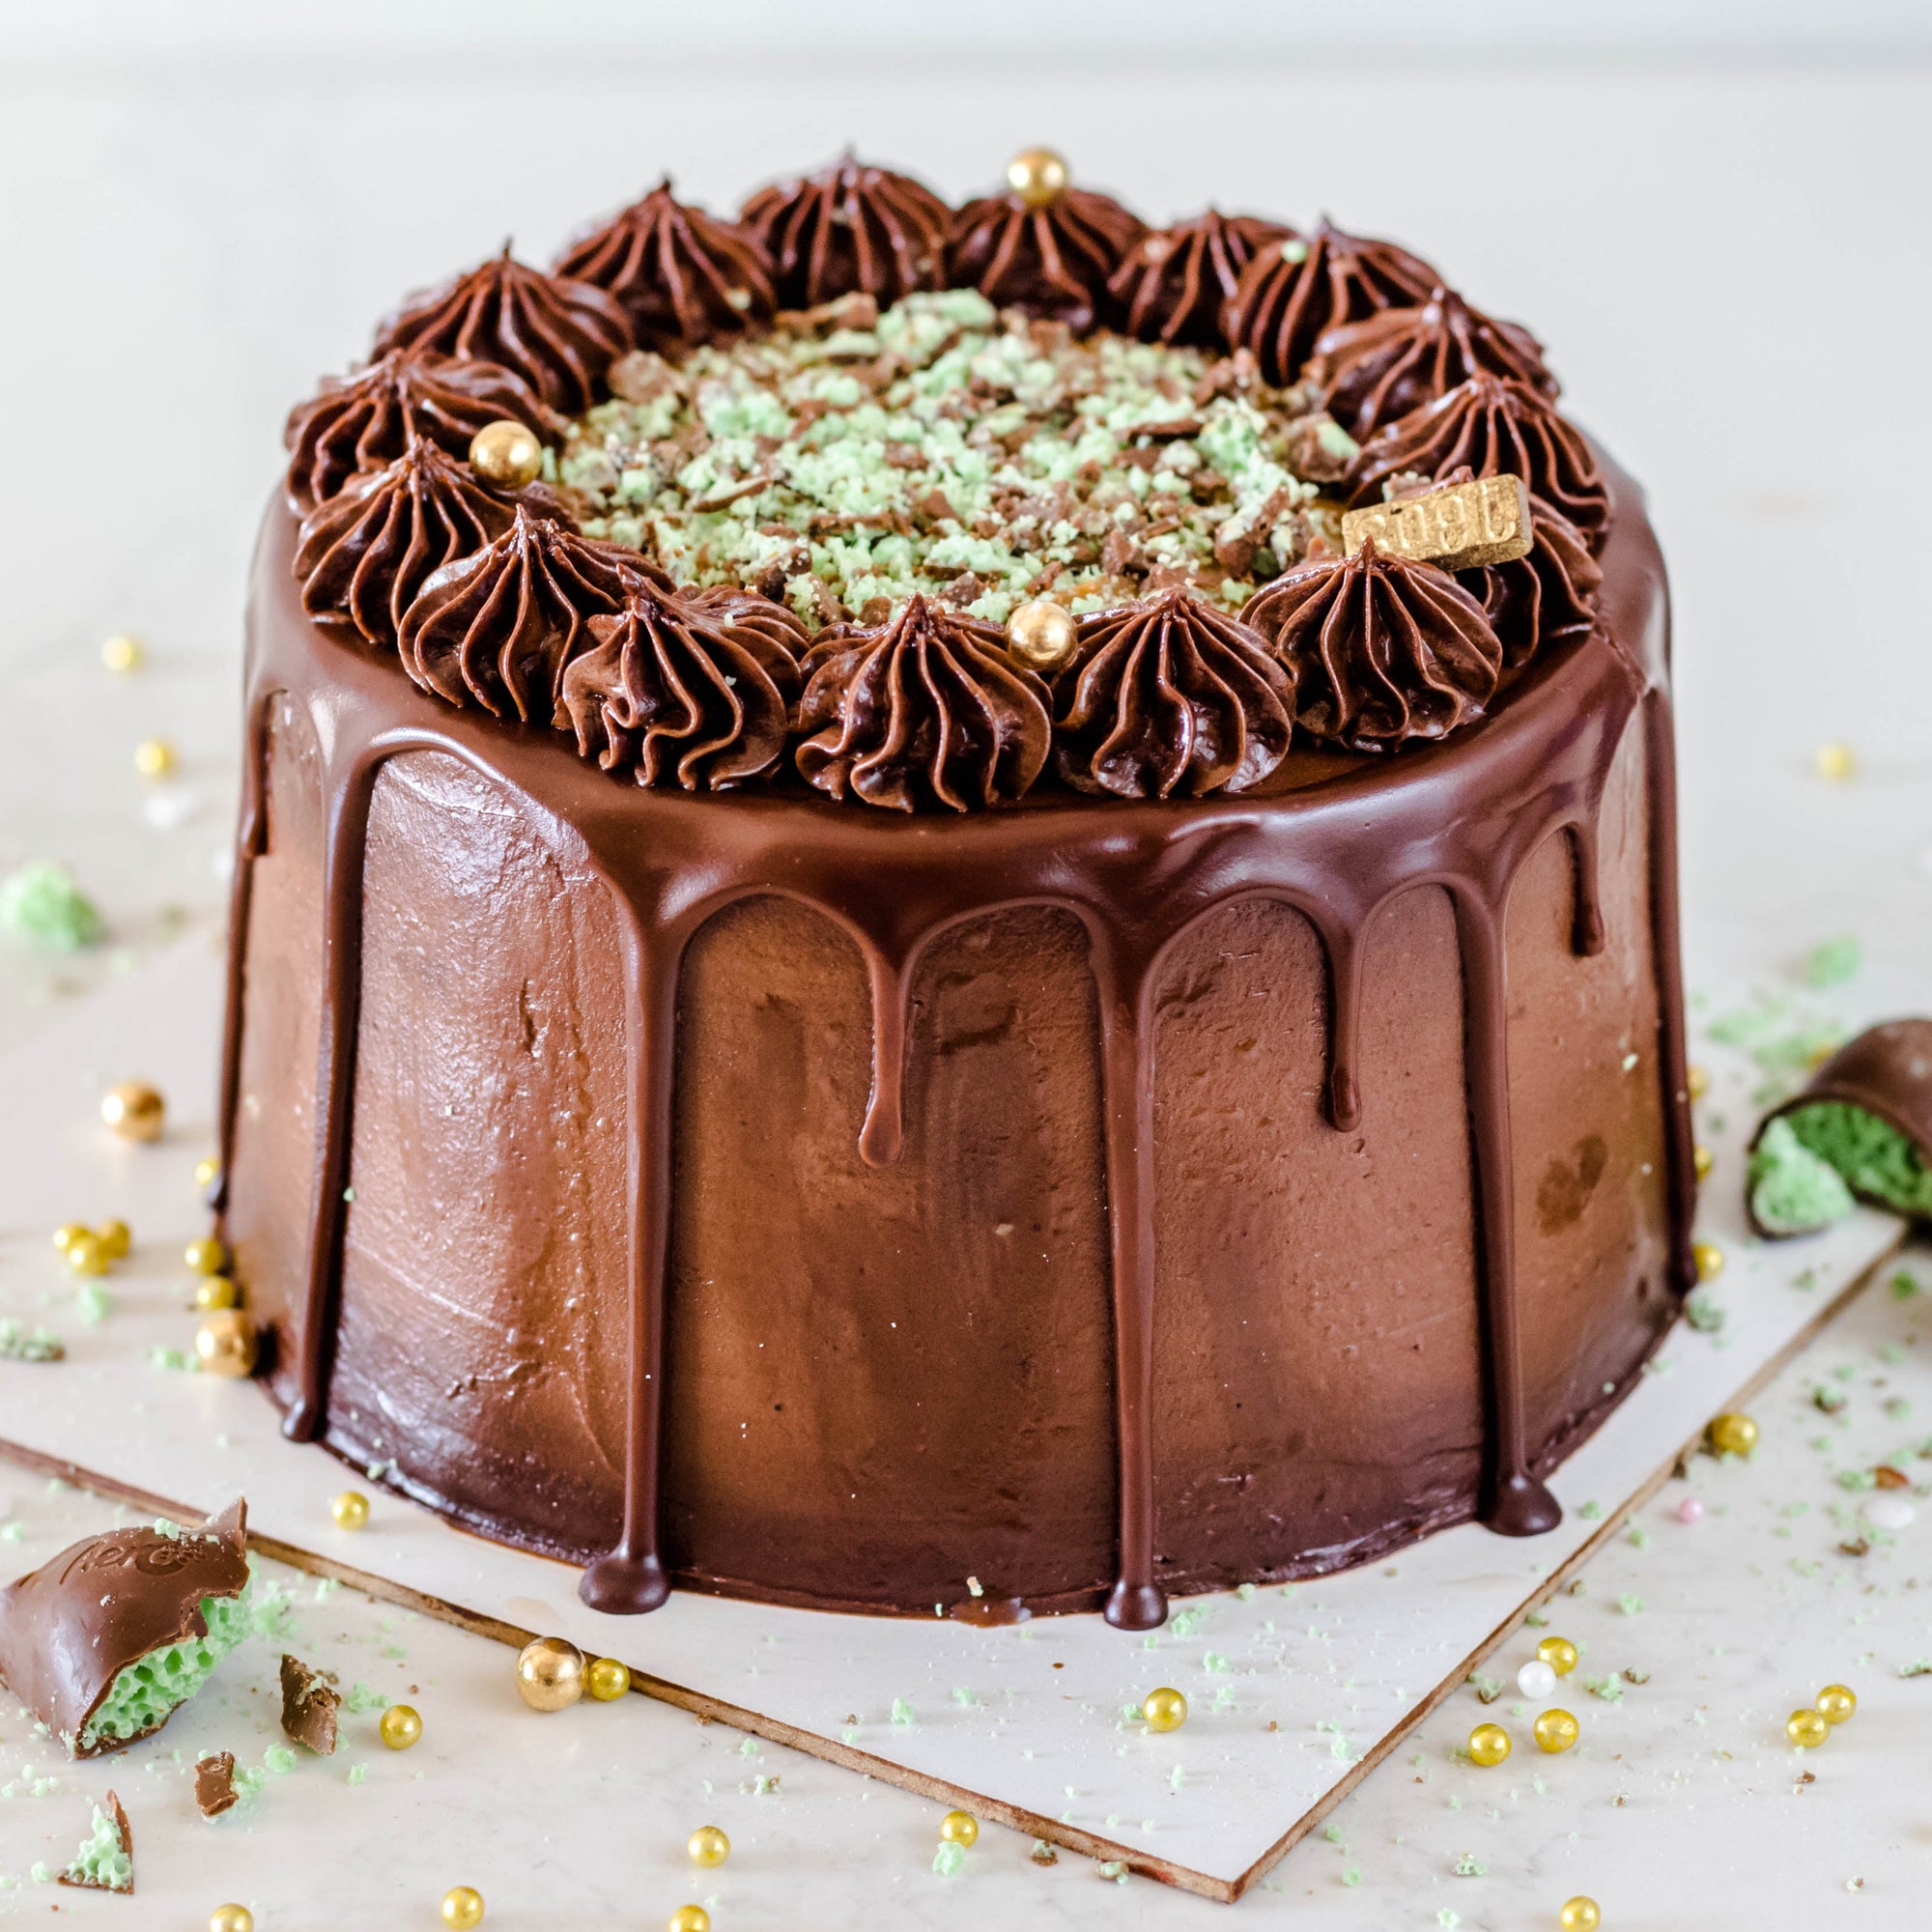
<box><xmin>0</xmin><ymin>940</ymin><xmax>1903</xmax><ymax>1902</ymax></box>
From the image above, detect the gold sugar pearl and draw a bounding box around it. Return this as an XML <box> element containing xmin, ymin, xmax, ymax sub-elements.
<box><xmin>939</xmin><ymin>1809</ymin><xmax>980</xmax><ymax>1847</ymax></box>
<box><xmin>1786</xmin><ymin>1706</ymin><xmax>1830</xmax><ymax>1748</ymax></box>
<box><xmin>208</xmin><ymin>1907</ymin><xmax>253</xmax><ymax>1932</ymax></box>
<box><xmin>441</xmin><ymin>1886</ymin><xmax>485</xmax><ymax>1929</ymax></box>
<box><xmin>1533</xmin><ymin>1707</ymin><xmax>1580</xmax><ymax>1754</ymax></box>
<box><xmin>687</xmin><ymin>1824</ymin><xmax>730</xmax><ymax>1867</ymax></box>
<box><xmin>1693</xmin><ymin>1144</ymin><xmax>1714</xmax><ymax>1180</ymax></box>
<box><xmin>133</xmin><ymin>737</ymin><xmax>178</xmax><ymax>780</ymax></box>
<box><xmin>194</xmin><ymin>1155</ymin><xmax>222</xmax><ymax>1193</ymax></box>
<box><xmin>585</xmin><ymin>1656</ymin><xmax>631</xmax><ymax>1701</ymax></box>
<box><xmin>102</xmin><ymin>1081</ymin><xmax>166</xmax><ymax>1142</ymax></box>
<box><xmin>66</xmin><ymin>1232</ymin><xmax>109</xmax><ymax>1278</ymax></box>
<box><xmin>380</xmin><ymin>1702</ymin><xmax>422</xmax><ymax>1749</ymax></box>
<box><xmin>1536</xmin><ymin>1635</ymin><xmax>1578</xmax><ymax>1677</ymax></box>
<box><xmin>1006</xmin><ymin>597</ymin><xmax>1079</xmax><ymax>674</ymax></box>
<box><xmin>516</xmin><ymin>1634</ymin><xmax>585</xmax><ymax>1712</ymax></box>
<box><xmin>194</xmin><ymin>1310</ymin><xmax>257</xmax><ymax>1378</ymax></box>
<box><xmin>1813</xmin><ymin>740</ymin><xmax>1857</xmax><ymax>782</ymax></box>
<box><xmin>1816</xmin><ymin>1683</ymin><xmax>1857</xmax><ymax>1725</ymax></box>
<box><xmin>1560</xmin><ymin>1899</ymin><xmax>1602</xmax><ymax>1932</ymax></box>
<box><xmin>102</xmin><ymin>634</ymin><xmax>144</xmax><ymax>674</ymax></box>
<box><xmin>331</xmin><ymin>1491</ymin><xmax>371</xmax><ymax>1530</ymax></box>
<box><xmin>1686</xmin><ymin>1063</ymin><xmax>1709</xmax><ymax>1101</ymax></box>
<box><xmin>1142</xmin><ymin>1686</ymin><xmax>1187</xmax><ymax>1732</ymax></box>
<box><xmin>668</xmin><ymin>1908</ymin><xmax>711</xmax><ymax>1932</ymax></box>
<box><xmin>1707</xmin><ymin>1410</ymin><xmax>1758</xmax><ymax>1458</ymax></box>
<box><xmin>195</xmin><ymin>1275</ymin><xmax>241</xmax><ymax>1312</ymax></box>
<box><xmin>469</xmin><ymin>419</ymin><xmax>545</xmax><ymax>491</ymax></box>
<box><xmin>53</xmin><ymin>1222</ymin><xmax>89</xmax><ymax>1253</ymax></box>
<box><xmin>1466</xmin><ymin>1721</ymin><xmax>1511</xmax><ymax>1767</ymax></box>
<box><xmin>1006</xmin><ymin>147</ymin><xmax>1069</xmax><ymax>209</ymax></box>
<box><xmin>1691</xmin><ymin>1240</ymin><xmax>1724</xmax><ymax>1282</ymax></box>
<box><xmin>96</xmin><ymin>1218</ymin><xmax>131</xmax><ymax>1261</ymax></box>
<box><xmin>185</xmin><ymin>1236</ymin><xmax>228</xmax><ymax>1275</ymax></box>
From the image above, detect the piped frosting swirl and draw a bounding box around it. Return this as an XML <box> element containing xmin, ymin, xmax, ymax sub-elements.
<box><xmin>948</xmin><ymin>186</ymin><xmax>1146</xmax><ymax>333</ymax></box>
<box><xmin>1050</xmin><ymin>589</ymin><xmax>1295</xmax><ymax>798</ymax></box>
<box><xmin>1107</xmin><ymin>211</ymin><xmax>1289</xmax><ymax>349</ymax></box>
<box><xmin>559</xmin><ymin>584</ymin><xmax>805</xmax><ymax>790</ymax></box>
<box><xmin>1462</xmin><ymin>493</ymin><xmax>1603</xmax><ymax>667</ymax></box>
<box><xmin>795</xmin><ymin>594</ymin><xmax>1051</xmax><ymax>811</ymax></box>
<box><xmin>554</xmin><ymin>181</ymin><xmax>776</xmax><ymax>350</ymax></box>
<box><xmin>740</xmin><ymin>156</ymin><xmax>951</xmax><ymax>310</ymax></box>
<box><xmin>283</xmin><ymin>350</ymin><xmax>557</xmax><ymax>514</ymax></box>
<box><xmin>1309</xmin><ymin>287</ymin><xmax>1555</xmax><ymax>440</ymax></box>
<box><xmin>1222</xmin><ymin>220</ymin><xmax>1439</xmax><ymax>386</ymax></box>
<box><xmin>397</xmin><ymin>505</ymin><xmax>666</xmax><ymax>722</ymax></box>
<box><xmin>372</xmin><ymin>248</ymin><xmax>633</xmax><ymax>414</ymax></box>
<box><xmin>1345</xmin><ymin>373</ymin><xmax>1610</xmax><ymax>552</ymax></box>
<box><xmin>295</xmin><ymin>440</ymin><xmax>522</xmax><ymax>647</ymax></box>
<box><xmin>1241</xmin><ymin>538</ymin><xmax>1503</xmax><ymax>752</ymax></box>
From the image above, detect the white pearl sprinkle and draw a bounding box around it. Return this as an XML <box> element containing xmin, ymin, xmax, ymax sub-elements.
<box><xmin>1862</xmin><ymin>1493</ymin><xmax>1916</xmax><ymax>1532</ymax></box>
<box><xmin>1517</xmin><ymin>1659</ymin><xmax>1558</xmax><ymax>1700</ymax></box>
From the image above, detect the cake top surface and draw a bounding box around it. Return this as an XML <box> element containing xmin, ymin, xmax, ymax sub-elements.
<box><xmin>282</xmin><ymin>150</ymin><xmax>1615</xmax><ymax>811</ymax></box>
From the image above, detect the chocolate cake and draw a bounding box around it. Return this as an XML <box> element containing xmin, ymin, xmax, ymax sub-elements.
<box><xmin>215</xmin><ymin>150</ymin><xmax>1695</xmax><ymax>1630</ymax></box>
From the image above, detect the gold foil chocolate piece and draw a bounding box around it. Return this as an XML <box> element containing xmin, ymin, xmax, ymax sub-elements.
<box><xmin>1341</xmin><ymin>472</ymin><xmax>1533</xmax><ymax>571</ymax></box>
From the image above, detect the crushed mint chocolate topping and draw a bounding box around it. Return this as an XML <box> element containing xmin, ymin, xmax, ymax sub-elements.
<box><xmin>553</xmin><ymin>289</ymin><xmax>1339</xmax><ymax>631</ymax></box>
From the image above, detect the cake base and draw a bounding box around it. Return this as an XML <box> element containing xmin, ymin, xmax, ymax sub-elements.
<box><xmin>0</xmin><ymin>942</ymin><xmax>1897</xmax><ymax>1899</ymax></box>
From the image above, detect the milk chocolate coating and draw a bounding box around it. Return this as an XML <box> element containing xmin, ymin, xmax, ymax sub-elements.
<box><xmin>215</xmin><ymin>441</ymin><xmax>1692</xmax><ymax>1626</ymax></box>
<box><xmin>56</xmin><ymin>1790</ymin><xmax>131</xmax><ymax>1891</ymax></box>
<box><xmin>1753</xmin><ymin>1019</ymin><xmax>1932</xmax><ymax>1190</ymax></box>
<box><xmin>279</xmin><ymin>1653</ymin><xmax>340</xmax><ymax>1754</ymax></box>
<box><xmin>0</xmin><ymin>1502</ymin><xmax>247</xmax><ymax>1757</ymax></box>
<box><xmin>195</xmin><ymin>1750</ymin><xmax>240</xmax><ymax>1818</ymax></box>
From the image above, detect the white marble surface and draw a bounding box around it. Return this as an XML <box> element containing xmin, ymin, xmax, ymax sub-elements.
<box><xmin>3</xmin><ymin>45</ymin><xmax>1932</xmax><ymax>1927</ymax></box>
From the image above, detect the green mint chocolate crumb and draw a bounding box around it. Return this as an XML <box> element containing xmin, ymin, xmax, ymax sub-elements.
<box><xmin>344</xmin><ymin>1682</ymin><xmax>387</xmax><ymax>1715</ymax></box>
<box><xmin>1454</xmin><ymin>1853</ymin><xmax>1487</xmax><ymax>1877</ymax></box>
<box><xmin>263</xmin><ymin>1744</ymin><xmax>298</xmax><ymax>1776</ymax></box>
<box><xmin>29</xmin><ymin>1862</ymin><xmax>51</xmax><ymax>1886</ymax></box>
<box><xmin>1322</xmin><ymin>1823</ymin><xmax>1345</xmax><ymax>1844</ymax></box>
<box><xmin>1890</xmin><ymin>1271</ymin><xmax>1921</xmax><ymax>1300</ymax></box>
<box><xmin>0</xmin><ymin>864</ymin><xmax>102</xmax><ymax>952</ymax></box>
<box><xmin>1900</xmin><ymin>1658</ymin><xmax>1932</xmax><ymax>1677</ymax></box>
<box><xmin>149</xmin><ymin>1345</ymin><xmax>194</xmax><ymax>1373</ymax></box>
<box><xmin>1786</xmin><ymin>1102</ymin><xmax>1932</xmax><ymax>1220</ymax></box>
<box><xmin>1617</xmin><ymin>1594</ymin><xmax>1645</xmax><ymax>1615</ymax></box>
<box><xmin>346</xmin><ymin>1762</ymin><xmax>368</xmax><ymax>1786</ymax></box>
<box><xmin>0</xmin><ymin>1319</ymin><xmax>64</xmax><ymax>1363</ymax></box>
<box><xmin>1685</xmin><ymin>1293</ymin><xmax>1725</xmax><ymax>1333</ymax></box>
<box><xmin>1343</xmin><ymin>1866</ymin><xmax>1362</xmax><ymax>1887</ymax></box>
<box><xmin>1584</xmin><ymin>1674</ymin><xmax>1625</xmax><ymax>1703</ymax></box>
<box><xmin>64</xmin><ymin>1804</ymin><xmax>130</xmax><ymax>1891</ymax></box>
<box><xmin>75</xmin><ymin>1282</ymin><xmax>111</xmax><ymax>1324</ymax></box>
<box><xmin>932</xmin><ymin>1842</ymin><xmax>965</xmax><ymax>1878</ymax></box>
<box><xmin>1804</xmin><ymin>934</ymin><xmax>1861</xmax><ymax>987</ymax></box>
<box><xmin>77</xmin><ymin>1586</ymin><xmax>251</xmax><ymax>1750</ymax></box>
<box><xmin>1578</xmin><ymin>1500</ymin><xmax>1603</xmax><ymax>1521</ymax></box>
<box><xmin>890</xmin><ymin>1698</ymin><xmax>914</xmax><ymax>1726</ymax></box>
<box><xmin>1749</xmin><ymin>1115</ymin><xmax>1857</xmax><ymax>1236</ymax></box>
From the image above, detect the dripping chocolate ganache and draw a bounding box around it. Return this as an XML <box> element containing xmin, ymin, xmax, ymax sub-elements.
<box><xmin>218</xmin><ymin>150</ymin><xmax>1693</xmax><ymax>1627</ymax></box>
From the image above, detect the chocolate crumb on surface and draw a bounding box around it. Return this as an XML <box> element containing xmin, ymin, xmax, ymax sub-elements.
<box><xmin>279</xmin><ymin>1654</ymin><xmax>341</xmax><ymax>1755</ymax></box>
<box><xmin>195</xmin><ymin>1750</ymin><xmax>240</xmax><ymax>1818</ymax></box>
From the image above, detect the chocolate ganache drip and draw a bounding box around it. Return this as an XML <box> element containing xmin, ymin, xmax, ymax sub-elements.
<box><xmin>554</xmin><ymin>179</ymin><xmax>776</xmax><ymax>350</ymax></box>
<box><xmin>1050</xmin><ymin>588</ymin><xmax>1295</xmax><ymax>798</ymax></box>
<box><xmin>1309</xmin><ymin>287</ymin><xmax>1555</xmax><ymax>440</ymax></box>
<box><xmin>1222</xmin><ymin>219</ymin><xmax>1440</xmax><ymax>387</ymax></box>
<box><xmin>559</xmin><ymin>583</ymin><xmax>805</xmax><ymax>791</ymax></box>
<box><xmin>1463</xmin><ymin>492</ymin><xmax>1603</xmax><ymax>668</ymax></box>
<box><xmin>397</xmin><ymin>504</ymin><xmax>666</xmax><ymax>722</ymax></box>
<box><xmin>1346</xmin><ymin>373</ymin><xmax>1611</xmax><ymax>553</ymax></box>
<box><xmin>795</xmin><ymin>594</ymin><xmax>1052</xmax><ymax>811</ymax></box>
<box><xmin>282</xmin><ymin>350</ymin><xmax>558</xmax><ymax>515</ymax></box>
<box><xmin>948</xmin><ymin>184</ymin><xmax>1146</xmax><ymax>334</ymax></box>
<box><xmin>739</xmin><ymin>156</ymin><xmax>951</xmax><ymax>310</ymax></box>
<box><xmin>294</xmin><ymin>440</ymin><xmax>522</xmax><ymax>647</ymax></box>
<box><xmin>372</xmin><ymin>247</ymin><xmax>633</xmax><ymax>415</ymax></box>
<box><xmin>1107</xmin><ymin>211</ymin><xmax>1289</xmax><ymax>349</ymax></box>
<box><xmin>1242</xmin><ymin>538</ymin><xmax>1503</xmax><ymax>753</ymax></box>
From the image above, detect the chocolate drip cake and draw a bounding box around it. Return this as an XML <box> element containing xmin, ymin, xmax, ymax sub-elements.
<box><xmin>217</xmin><ymin>148</ymin><xmax>1694</xmax><ymax>1629</ymax></box>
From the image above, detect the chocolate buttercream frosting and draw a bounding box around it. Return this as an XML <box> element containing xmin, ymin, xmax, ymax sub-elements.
<box><xmin>948</xmin><ymin>185</ymin><xmax>1146</xmax><ymax>333</ymax></box>
<box><xmin>1222</xmin><ymin>219</ymin><xmax>1439</xmax><ymax>387</ymax></box>
<box><xmin>295</xmin><ymin>439</ymin><xmax>521</xmax><ymax>647</ymax></box>
<box><xmin>372</xmin><ymin>247</ymin><xmax>633</xmax><ymax>415</ymax></box>
<box><xmin>0</xmin><ymin>1500</ymin><xmax>248</xmax><ymax>1758</ymax></box>
<box><xmin>796</xmin><ymin>594</ymin><xmax>1052</xmax><ymax>810</ymax></box>
<box><xmin>740</xmin><ymin>156</ymin><xmax>950</xmax><ymax>310</ymax></box>
<box><xmin>554</xmin><ymin>179</ymin><xmax>776</xmax><ymax>350</ymax></box>
<box><xmin>1310</xmin><ymin>286</ymin><xmax>1555</xmax><ymax>440</ymax></box>
<box><xmin>1242</xmin><ymin>537</ymin><xmax>1503</xmax><ymax>752</ymax></box>
<box><xmin>1463</xmin><ymin>492</ymin><xmax>1603</xmax><ymax>668</ymax></box>
<box><xmin>1050</xmin><ymin>588</ymin><xmax>1294</xmax><ymax>798</ymax></box>
<box><xmin>397</xmin><ymin>505</ymin><xmax>665</xmax><ymax>722</ymax></box>
<box><xmin>1107</xmin><ymin>210</ymin><xmax>1288</xmax><ymax>349</ymax></box>
<box><xmin>559</xmin><ymin>584</ymin><xmax>805</xmax><ymax>791</ymax></box>
<box><xmin>1346</xmin><ymin>373</ymin><xmax>1611</xmax><ymax>552</ymax></box>
<box><xmin>283</xmin><ymin>350</ymin><xmax>558</xmax><ymax>515</ymax></box>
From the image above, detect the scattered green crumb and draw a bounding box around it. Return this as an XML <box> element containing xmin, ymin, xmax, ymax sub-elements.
<box><xmin>346</xmin><ymin>1763</ymin><xmax>368</xmax><ymax>1786</ymax></box>
<box><xmin>1438</xmin><ymin>1909</ymin><xmax>1462</xmax><ymax>1926</ymax></box>
<box><xmin>950</xmin><ymin>1687</ymin><xmax>980</xmax><ymax>1706</ymax></box>
<box><xmin>1626</xmin><ymin>1524</ymin><xmax>1651</xmax><ymax>1550</ymax></box>
<box><xmin>1814</xmin><ymin>1383</ymin><xmax>1849</xmax><ymax>1413</ymax></box>
<box><xmin>1168</xmin><ymin>1608</ymin><xmax>1206</xmax><ymax>1638</ymax></box>
<box><xmin>932</xmin><ymin>1842</ymin><xmax>965</xmax><ymax>1878</ymax></box>
<box><xmin>1899</xmin><ymin>1659</ymin><xmax>1932</xmax><ymax>1677</ymax></box>
<box><xmin>0</xmin><ymin>863</ymin><xmax>102</xmax><ymax>952</ymax></box>
<box><xmin>841</xmin><ymin>1726</ymin><xmax>859</xmax><ymax>1746</ymax></box>
<box><xmin>0</xmin><ymin>1520</ymin><xmax>23</xmax><ymax>1542</ymax></box>
<box><xmin>891</xmin><ymin>1698</ymin><xmax>914</xmax><ymax>1726</ymax></box>
<box><xmin>149</xmin><ymin>1345</ymin><xmax>194</xmax><ymax>1374</ymax></box>
<box><xmin>1838</xmin><ymin>1468</ymin><xmax>1878</xmax><ymax>1492</ymax></box>
<box><xmin>74</xmin><ymin>1281</ymin><xmax>111</xmax><ymax>1324</ymax></box>
<box><xmin>1890</xmin><ymin>1271</ymin><xmax>1921</xmax><ymax>1301</ymax></box>
<box><xmin>29</xmin><ymin>1863</ymin><xmax>50</xmax><ymax>1886</ymax></box>
<box><xmin>1578</xmin><ymin>1500</ymin><xmax>1603</xmax><ymax>1521</ymax></box>
<box><xmin>1342</xmin><ymin>1866</ymin><xmax>1361</xmax><ymax>1887</ymax></box>
<box><xmin>1524</xmin><ymin>1609</ymin><xmax>1549</xmax><ymax>1628</ymax></box>
<box><xmin>1466</xmin><ymin>1673</ymin><xmax>1502</xmax><ymax>1704</ymax></box>
<box><xmin>0</xmin><ymin>1319</ymin><xmax>65</xmax><ymax>1363</ymax></box>
<box><xmin>1804</xmin><ymin>934</ymin><xmax>1861</xmax><ymax>987</ymax></box>
<box><xmin>1749</xmin><ymin>1116</ymin><xmax>1857</xmax><ymax>1236</ymax></box>
<box><xmin>264</xmin><ymin>1744</ymin><xmax>298</xmax><ymax>1776</ymax></box>
<box><xmin>343</xmin><ymin>1682</ymin><xmax>386</xmax><ymax>1715</ymax></box>
<box><xmin>1236</xmin><ymin>1582</ymin><xmax>1257</xmax><ymax>1601</ymax></box>
<box><xmin>1454</xmin><ymin>1853</ymin><xmax>1487</xmax><ymax>1877</ymax></box>
<box><xmin>1203</xmin><ymin>1653</ymin><xmax>1230</xmax><ymax>1674</ymax></box>
<box><xmin>1584</xmin><ymin>1675</ymin><xmax>1625</xmax><ymax>1703</ymax></box>
<box><xmin>1685</xmin><ymin>1293</ymin><xmax>1725</xmax><ymax>1333</ymax></box>
<box><xmin>1322</xmin><ymin>1823</ymin><xmax>1345</xmax><ymax>1844</ymax></box>
<box><xmin>1617</xmin><ymin>1595</ymin><xmax>1645</xmax><ymax>1616</ymax></box>
<box><xmin>1098</xmin><ymin>1861</ymin><xmax>1129</xmax><ymax>1885</ymax></box>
